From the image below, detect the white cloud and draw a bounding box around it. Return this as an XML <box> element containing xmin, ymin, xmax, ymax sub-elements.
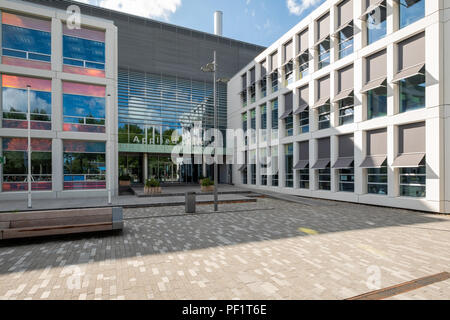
<box><xmin>286</xmin><ymin>0</ymin><xmax>321</xmax><ymax>16</ymax></box>
<box><xmin>74</xmin><ymin>0</ymin><xmax>182</xmax><ymax>20</ymax></box>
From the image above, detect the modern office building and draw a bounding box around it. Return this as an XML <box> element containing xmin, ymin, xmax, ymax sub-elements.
<box><xmin>228</xmin><ymin>0</ymin><xmax>450</xmax><ymax>213</ymax></box>
<box><xmin>0</xmin><ymin>0</ymin><xmax>265</xmax><ymax>200</ymax></box>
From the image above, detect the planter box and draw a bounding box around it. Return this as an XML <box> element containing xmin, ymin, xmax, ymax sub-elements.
<box><xmin>144</xmin><ymin>186</ymin><xmax>162</xmax><ymax>195</ymax></box>
<box><xmin>201</xmin><ymin>185</ymin><xmax>215</xmax><ymax>193</ymax></box>
<box><xmin>119</xmin><ymin>180</ymin><xmax>131</xmax><ymax>187</ymax></box>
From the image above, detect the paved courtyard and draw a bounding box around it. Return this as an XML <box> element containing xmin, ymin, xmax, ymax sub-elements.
<box><xmin>0</xmin><ymin>197</ymin><xmax>449</xmax><ymax>300</ymax></box>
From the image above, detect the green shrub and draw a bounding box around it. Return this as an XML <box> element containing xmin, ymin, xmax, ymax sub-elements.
<box><xmin>145</xmin><ymin>178</ymin><xmax>160</xmax><ymax>188</ymax></box>
<box><xmin>201</xmin><ymin>177</ymin><xmax>214</xmax><ymax>187</ymax></box>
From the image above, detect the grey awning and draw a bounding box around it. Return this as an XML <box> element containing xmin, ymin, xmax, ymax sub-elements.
<box><xmin>297</xmin><ymin>48</ymin><xmax>309</xmax><ymax>58</ymax></box>
<box><xmin>392</xmin><ymin>153</ymin><xmax>425</xmax><ymax>168</ymax></box>
<box><xmin>294</xmin><ymin>160</ymin><xmax>309</xmax><ymax>170</ymax></box>
<box><xmin>332</xmin><ymin>20</ymin><xmax>353</xmax><ymax>37</ymax></box>
<box><xmin>332</xmin><ymin>157</ymin><xmax>354</xmax><ymax>169</ymax></box>
<box><xmin>312</xmin><ymin>159</ymin><xmax>330</xmax><ymax>170</ymax></box>
<box><xmin>293</xmin><ymin>103</ymin><xmax>309</xmax><ymax>115</ymax></box>
<box><xmin>238</xmin><ymin>164</ymin><xmax>247</xmax><ymax>171</ymax></box>
<box><xmin>392</xmin><ymin>63</ymin><xmax>425</xmax><ymax>83</ymax></box>
<box><xmin>312</xmin><ymin>97</ymin><xmax>330</xmax><ymax>109</ymax></box>
<box><xmin>360</xmin><ymin>0</ymin><xmax>384</xmax><ymax>20</ymax></box>
<box><xmin>361</xmin><ymin>77</ymin><xmax>387</xmax><ymax>93</ymax></box>
<box><xmin>360</xmin><ymin>156</ymin><xmax>387</xmax><ymax>168</ymax></box>
<box><xmin>314</xmin><ymin>35</ymin><xmax>330</xmax><ymax>48</ymax></box>
<box><xmin>279</xmin><ymin>109</ymin><xmax>293</xmax><ymax>120</ymax></box>
<box><xmin>332</xmin><ymin>88</ymin><xmax>354</xmax><ymax>103</ymax></box>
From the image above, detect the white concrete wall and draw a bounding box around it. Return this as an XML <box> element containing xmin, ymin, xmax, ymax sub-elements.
<box><xmin>228</xmin><ymin>0</ymin><xmax>447</xmax><ymax>213</ymax></box>
<box><xmin>0</xmin><ymin>0</ymin><xmax>118</xmax><ymax>200</ymax></box>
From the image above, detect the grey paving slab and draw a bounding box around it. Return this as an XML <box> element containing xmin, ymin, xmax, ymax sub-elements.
<box><xmin>0</xmin><ymin>198</ymin><xmax>449</xmax><ymax>300</ymax></box>
<box><xmin>0</xmin><ymin>192</ymin><xmax>255</xmax><ymax>213</ymax></box>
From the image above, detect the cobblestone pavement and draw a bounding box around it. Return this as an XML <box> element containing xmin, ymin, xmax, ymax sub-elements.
<box><xmin>0</xmin><ymin>198</ymin><xmax>449</xmax><ymax>300</ymax></box>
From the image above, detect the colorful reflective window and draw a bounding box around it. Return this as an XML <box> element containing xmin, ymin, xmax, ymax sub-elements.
<box><xmin>2</xmin><ymin>138</ymin><xmax>52</xmax><ymax>192</ymax></box>
<box><xmin>63</xmin><ymin>82</ymin><xmax>106</xmax><ymax>133</ymax></box>
<box><xmin>1</xmin><ymin>13</ymin><xmax>51</xmax><ymax>70</ymax></box>
<box><xmin>63</xmin><ymin>25</ymin><xmax>105</xmax><ymax>77</ymax></box>
<box><xmin>2</xmin><ymin>74</ymin><xmax>52</xmax><ymax>130</ymax></box>
<box><xmin>63</xmin><ymin>140</ymin><xmax>106</xmax><ymax>190</ymax></box>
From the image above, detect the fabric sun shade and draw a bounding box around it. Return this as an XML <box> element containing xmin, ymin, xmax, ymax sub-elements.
<box><xmin>360</xmin><ymin>0</ymin><xmax>385</xmax><ymax>20</ymax></box>
<box><xmin>392</xmin><ymin>122</ymin><xmax>425</xmax><ymax>167</ymax></box>
<box><xmin>280</xmin><ymin>92</ymin><xmax>293</xmax><ymax>120</ymax></box>
<box><xmin>360</xmin><ymin>128</ymin><xmax>387</xmax><ymax>168</ymax></box>
<box><xmin>334</xmin><ymin>134</ymin><xmax>354</xmax><ymax>168</ymax></box>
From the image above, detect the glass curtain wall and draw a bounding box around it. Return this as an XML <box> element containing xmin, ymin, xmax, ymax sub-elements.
<box><xmin>2</xmin><ymin>74</ymin><xmax>52</xmax><ymax>130</ymax></box>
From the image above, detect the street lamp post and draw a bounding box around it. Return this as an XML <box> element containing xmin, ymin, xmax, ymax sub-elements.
<box><xmin>201</xmin><ymin>51</ymin><xmax>220</xmax><ymax>211</ymax></box>
<box><xmin>27</xmin><ymin>85</ymin><xmax>32</xmax><ymax>208</ymax></box>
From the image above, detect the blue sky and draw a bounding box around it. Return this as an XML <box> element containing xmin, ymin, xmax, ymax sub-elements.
<box><xmin>76</xmin><ymin>0</ymin><xmax>326</xmax><ymax>47</ymax></box>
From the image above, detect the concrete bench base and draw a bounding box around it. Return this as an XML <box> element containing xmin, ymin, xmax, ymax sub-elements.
<box><xmin>0</xmin><ymin>207</ymin><xmax>123</xmax><ymax>240</ymax></box>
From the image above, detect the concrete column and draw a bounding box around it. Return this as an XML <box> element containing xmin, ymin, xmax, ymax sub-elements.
<box><xmin>354</xmin><ymin>130</ymin><xmax>365</xmax><ymax>195</ymax></box>
<box><xmin>256</xmin><ymin>106</ymin><xmax>261</xmax><ymax>186</ymax></box>
<box><xmin>52</xmin><ymin>138</ymin><xmax>63</xmax><ymax>195</ymax></box>
<box><xmin>105</xmin><ymin>26</ymin><xmax>117</xmax><ymax>80</ymax></box>
<box><xmin>143</xmin><ymin>153</ymin><xmax>148</xmax><ymax>181</ymax></box>
<box><xmin>329</xmin><ymin>4</ymin><xmax>337</xmax><ymax>65</ymax></box>
<box><xmin>310</xmin><ymin>79</ymin><xmax>318</xmax><ymax>132</ymax></box>
<box><xmin>51</xmin><ymin>17</ymin><xmax>62</xmax><ymax>73</ymax></box>
<box><xmin>330</xmin><ymin>135</ymin><xmax>338</xmax><ymax>193</ymax></box>
<box><xmin>330</xmin><ymin>70</ymin><xmax>337</xmax><ymax>128</ymax></box>
<box><xmin>52</xmin><ymin>78</ymin><xmax>63</xmax><ymax>132</ymax></box>
<box><xmin>293</xmin><ymin>87</ymin><xmax>300</xmax><ymax>135</ymax></box>
<box><xmin>386</xmin><ymin>0</ymin><xmax>395</xmax><ymax>36</ymax></box>
<box><xmin>387</xmin><ymin>43</ymin><xmax>396</xmax><ymax>116</ymax></box>
<box><xmin>387</xmin><ymin>125</ymin><xmax>396</xmax><ymax>198</ymax></box>
<box><xmin>390</xmin><ymin>0</ymin><xmax>399</xmax><ymax>32</ymax></box>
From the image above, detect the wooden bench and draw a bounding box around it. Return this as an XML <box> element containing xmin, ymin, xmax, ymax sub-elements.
<box><xmin>0</xmin><ymin>207</ymin><xmax>123</xmax><ymax>240</ymax></box>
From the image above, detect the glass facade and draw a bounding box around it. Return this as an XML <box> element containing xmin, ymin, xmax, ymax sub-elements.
<box><xmin>367</xmin><ymin>87</ymin><xmax>387</xmax><ymax>119</ymax></box>
<box><xmin>367</xmin><ymin>2</ymin><xmax>387</xmax><ymax>45</ymax></box>
<box><xmin>399</xmin><ymin>159</ymin><xmax>426</xmax><ymax>198</ymax></box>
<box><xmin>2</xmin><ymin>138</ymin><xmax>52</xmax><ymax>192</ymax></box>
<box><xmin>338</xmin><ymin>25</ymin><xmax>353</xmax><ymax>59</ymax></box>
<box><xmin>1</xmin><ymin>12</ymin><xmax>51</xmax><ymax>70</ymax></box>
<box><xmin>63</xmin><ymin>25</ymin><xmax>105</xmax><ymax>77</ymax></box>
<box><xmin>271</xmin><ymin>146</ymin><xmax>279</xmax><ymax>187</ymax></box>
<box><xmin>118</xmin><ymin>69</ymin><xmax>227</xmax><ymax>147</ymax></box>
<box><xmin>284</xmin><ymin>61</ymin><xmax>294</xmax><ymax>85</ymax></box>
<box><xmin>250</xmin><ymin>109</ymin><xmax>256</xmax><ymax>144</ymax></box>
<box><xmin>63</xmin><ymin>141</ymin><xmax>106</xmax><ymax>190</ymax></box>
<box><xmin>368</xmin><ymin>164</ymin><xmax>388</xmax><ymax>195</ymax></box>
<box><xmin>399</xmin><ymin>0</ymin><xmax>425</xmax><ymax>29</ymax></box>
<box><xmin>271</xmin><ymin>72</ymin><xmax>278</xmax><ymax>93</ymax></box>
<box><xmin>338</xmin><ymin>96</ymin><xmax>354</xmax><ymax>126</ymax></box>
<box><xmin>318</xmin><ymin>167</ymin><xmax>331</xmax><ymax>190</ymax></box>
<box><xmin>285</xmin><ymin>115</ymin><xmax>293</xmax><ymax>137</ymax></box>
<box><xmin>318</xmin><ymin>40</ymin><xmax>330</xmax><ymax>69</ymax></box>
<box><xmin>298</xmin><ymin>53</ymin><xmax>309</xmax><ymax>79</ymax></box>
<box><xmin>299</xmin><ymin>167</ymin><xmax>310</xmax><ymax>189</ymax></box>
<box><xmin>318</xmin><ymin>105</ymin><xmax>330</xmax><ymax>130</ymax></box>
<box><xmin>285</xmin><ymin>144</ymin><xmax>293</xmax><ymax>188</ymax></box>
<box><xmin>250</xmin><ymin>150</ymin><xmax>256</xmax><ymax>185</ymax></box>
<box><xmin>63</xmin><ymin>82</ymin><xmax>106</xmax><ymax>133</ymax></box>
<box><xmin>339</xmin><ymin>167</ymin><xmax>355</xmax><ymax>192</ymax></box>
<box><xmin>2</xmin><ymin>74</ymin><xmax>52</xmax><ymax>130</ymax></box>
<box><xmin>399</xmin><ymin>74</ymin><xmax>425</xmax><ymax>113</ymax></box>
<box><xmin>299</xmin><ymin>108</ymin><xmax>309</xmax><ymax>134</ymax></box>
<box><xmin>260</xmin><ymin>104</ymin><xmax>267</xmax><ymax>142</ymax></box>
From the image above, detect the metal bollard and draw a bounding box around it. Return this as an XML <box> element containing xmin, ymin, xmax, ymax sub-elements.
<box><xmin>185</xmin><ymin>192</ymin><xmax>196</xmax><ymax>213</ymax></box>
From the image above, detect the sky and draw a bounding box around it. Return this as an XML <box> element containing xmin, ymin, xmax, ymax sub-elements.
<box><xmin>74</xmin><ymin>0</ymin><xmax>326</xmax><ymax>47</ymax></box>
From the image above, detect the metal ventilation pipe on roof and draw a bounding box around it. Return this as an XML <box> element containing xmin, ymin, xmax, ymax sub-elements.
<box><xmin>214</xmin><ymin>11</ymin><xmax>223</xmax><ymax>36</ymax></box>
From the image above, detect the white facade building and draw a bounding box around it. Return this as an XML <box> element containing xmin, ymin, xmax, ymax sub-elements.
<box><xmin>228</xmin><ymin>0</ymin><xmax>450</xmax><ymax>213</ymax></box>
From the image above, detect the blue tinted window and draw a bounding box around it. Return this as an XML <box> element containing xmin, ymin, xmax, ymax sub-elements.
<box><xmin>400</xmin><ymin>0</ymin><xmax>424</xmax><ymax>29</ymax></box>
<box><xmin>63</xmin><ymin>35</ymin><xmax>105</xmax><ymax>63</ymax></box>
<box><xmin>3</xmin><ymin>87</ymin><xmax>51</xmax><ymax>115</ymax></box>
<box><xmin>63</xmin><ymin>94</ymin><xmax>105</xmax><ymax>119</ymax></box>
<box><xmin>2</xmin><ymin>24</ymin><xmax>51</xmax><ymax>55</ymax></box>
<box><xmin>367</xmin><ymin>6</ymin><xmax>387</xmax><ymax>45</ymax></box>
